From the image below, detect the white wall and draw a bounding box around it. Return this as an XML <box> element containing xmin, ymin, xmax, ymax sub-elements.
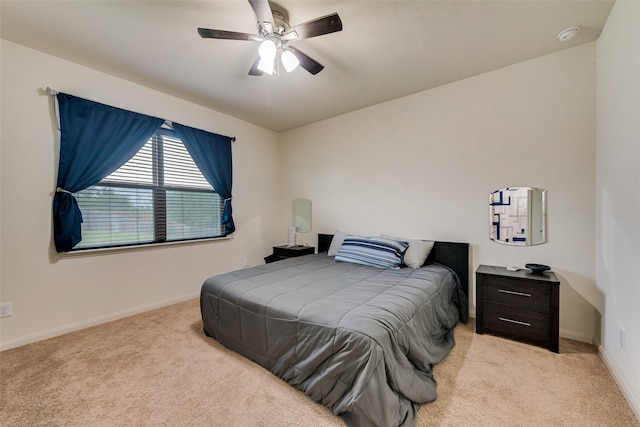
<box><xmin>596</xmin><ymin>0</ymin><xmax>640</xmax><ymax>418</ymax></box>
<box><xmin>0</xmin><ymin>40</ymin><xmax>281</xmax><ymax>349</ymax></box>
<box><xmin>280</xmin><ymin>43</ymin><xmax>597</xmax><ymax>343</ymax></box>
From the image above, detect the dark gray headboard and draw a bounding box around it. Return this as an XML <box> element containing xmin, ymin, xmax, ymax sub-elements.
<box><xmin>317</xmin><ymin>233</ymin><xmax>470</xmax><ymax>296</ymax></box>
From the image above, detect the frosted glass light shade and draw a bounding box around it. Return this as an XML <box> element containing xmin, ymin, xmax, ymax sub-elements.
<box><xmin>257</xmin><ymin>57</ymin><xmax>274</xmax><ymax>75</ymax></box>
<box><xmin>281</xmin><ymin>50</ymin><xmax>300</xmax><ymax>72</ymax></box>
<box><xmin>258</xmin><ymin>39</ymin><xmax>277</xmax><ymax>60</ymax></box>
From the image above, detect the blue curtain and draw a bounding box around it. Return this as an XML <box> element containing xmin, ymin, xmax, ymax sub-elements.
<box><xmin>53</xmin><ymin>93</ymin><xmax>163</xmax><ymax>252</ymax></box>
<box><xmin>172</xmin><ymin>123</ymin><xmax>235</xmax><ymax>235</ymax></box>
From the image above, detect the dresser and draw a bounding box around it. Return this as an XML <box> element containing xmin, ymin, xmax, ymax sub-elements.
<box><xmin>476</xmin><ymin>265</ymin><xmax>560</xmax><ymax>352</ymax></box>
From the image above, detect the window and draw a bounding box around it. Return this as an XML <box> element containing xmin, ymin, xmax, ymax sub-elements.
<box><xmin>74</xmin><ymin>129</ymin><xmax>224</xmax><ymax>250</ymax></box>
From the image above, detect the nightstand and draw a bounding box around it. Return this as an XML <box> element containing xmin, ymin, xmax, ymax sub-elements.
<box><xmin>476</xmin><ymin>264</ymin><xmax>560</xmax><ymax>352</ymax></box>
<box><xmin>265</xmin><ymin>245</ymin><xmax>315</xmax><ymax>263</ymax></box>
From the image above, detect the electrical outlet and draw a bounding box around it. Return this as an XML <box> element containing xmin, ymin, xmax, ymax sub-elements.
<box><xmin>620</xmin><ymin>328</ymin><xmax>626</xmax><ymax>350</ymax></box>
<box><xmin>0</xmin><ymin>302</ymin><xmax>13</xmax><ymax>318</ymax></box>
<box><xmin>244</xmin><ymin>259</ymin><xmax>249</xmax><ymax>268</ymax></box>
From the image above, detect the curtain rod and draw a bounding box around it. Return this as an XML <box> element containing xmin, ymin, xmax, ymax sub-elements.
<box><xmin>46</xmin><ymin>87</ymin><xmax>236</xmax><ymax>142</ymax></box>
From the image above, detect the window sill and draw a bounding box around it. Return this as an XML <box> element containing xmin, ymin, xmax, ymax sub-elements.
<box><xmin>58</xmin><ymin>235</ymin><xmax>233</xmax><ymax>258</ymax></box>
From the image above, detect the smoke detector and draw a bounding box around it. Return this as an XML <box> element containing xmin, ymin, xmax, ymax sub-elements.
<box><xmin>557</xmin><ymin>27</ymin><xmax>580</xmax><ymax>42</ymax></box>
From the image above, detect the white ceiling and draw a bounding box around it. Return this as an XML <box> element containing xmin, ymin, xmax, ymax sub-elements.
<box><xmin>1</xmin><ymin>0</ymin><xmax>614</xmax><ymax>132</ymax></box>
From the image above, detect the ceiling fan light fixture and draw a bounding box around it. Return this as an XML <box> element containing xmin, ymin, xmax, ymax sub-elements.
<box><xmin>198</xmin><ymin>0</ymin><xmax>343</xmax><ymax>76</ymax></box>
<box><xmin>258</xmin><ymin>39</ymin><xmax>277</xmax><ymax>60</ymax></box>
<box><xmin>281</xmin><ymin>49</ymin><xmax>299</xmax><ymax>72</ymax></box>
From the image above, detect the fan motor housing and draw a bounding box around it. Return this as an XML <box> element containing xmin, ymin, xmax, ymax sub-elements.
<box><xmin>268</xmin><ymin>2</ymin><xmax>290</xmax><ymax>34</ymax></box>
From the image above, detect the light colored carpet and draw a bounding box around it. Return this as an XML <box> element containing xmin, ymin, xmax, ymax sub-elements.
<box><xmin>1</xmin><ymin>298</ymin><xmax>637</xmax><ymax>426</ymax></box>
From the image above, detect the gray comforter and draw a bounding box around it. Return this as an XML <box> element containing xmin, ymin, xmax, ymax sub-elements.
<box><xmin>200</xmin><ymin>253</ymin><xmax>467</xmax><ymax>427</ymax></box>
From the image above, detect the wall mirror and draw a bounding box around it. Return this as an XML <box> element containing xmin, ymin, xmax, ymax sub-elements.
<box><xmin>489</xmin><ymin>187</ymin><xmax>546</xmax><ymax>246</ymax></box>
<box><xmin>292</xmin><ymin>198</ymin><xmax>312</xmax><ymax>233</ymax></box>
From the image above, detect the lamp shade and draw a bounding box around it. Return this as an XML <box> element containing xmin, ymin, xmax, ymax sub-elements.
<box><xmin>292</xmin><ymin>198</ymin><xmax>311</xmax><ymax>232</ymax></box>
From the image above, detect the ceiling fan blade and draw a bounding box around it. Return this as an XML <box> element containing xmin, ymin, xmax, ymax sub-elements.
<box><xmin>248</xmin><ymin>57</ymin><xmax>264</xmax><ymax>76</ymax></box>
<box><xmin>289</xmin><ymin>46</ymin><xmax>324</xmax><ymax>75</ymax></box>
<box><xmin>198</xmin><ymin>28</ymin><xmax>259</xmax><ymax>41</ymax></box>
<box><xmin>284</xmin><ymin>13</ymin><xmax>342</xmax><ymax>40</ymax></box>
<box><xmin>248</xmin><ymin>0</ymin><xmax>274</xmax><ymax>28</ymax></box>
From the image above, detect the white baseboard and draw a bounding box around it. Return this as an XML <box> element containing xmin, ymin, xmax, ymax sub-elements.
<box><xmin>0</xmin><ymin>292</ymin><xmax>199</xmax><ymax>352</ymax></box>
<box><xmin>559</xmin><ymin>328</ymin><xmax>593</xmax><ymax>344</ymax></box>
<box><xmin>596</xmin><ymin>338</ymin><xmax>640</xmax><ymax>422</ymax></box>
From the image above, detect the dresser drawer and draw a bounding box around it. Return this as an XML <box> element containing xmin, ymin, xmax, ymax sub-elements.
<box><xmin>483</xmin><ymin>301</ymin><xmax>550</xmax><ymax>345</ymax></box>
<box><xmin>481</xmin><ymin>275</ymin><xmax>551</xmax><ymax>312</ymax></box>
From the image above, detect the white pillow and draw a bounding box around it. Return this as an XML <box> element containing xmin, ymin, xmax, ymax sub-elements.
<box><xmin>327</xmin><ymin>230</ymin><xmax>348</xmax><ymax>256</ymax></box>
<box><xmin>382</xmin><ymin>234</ymin><xmax>435</xmax><ymax>269</ymax></box>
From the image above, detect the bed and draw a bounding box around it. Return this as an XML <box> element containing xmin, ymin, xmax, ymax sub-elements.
<box><xmin>200</xmin><ymin>233</ymin><xmax>469</xmax><ymax>427</ymax></box>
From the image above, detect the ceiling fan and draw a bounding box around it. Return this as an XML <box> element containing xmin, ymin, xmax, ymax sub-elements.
<box><xmin>198</xmin><ymin>0</ymin><xmax>342</xmax><ymax>76</ymax></box>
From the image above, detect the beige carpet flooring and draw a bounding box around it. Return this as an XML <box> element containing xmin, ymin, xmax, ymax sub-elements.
<box><xmin>1</xmin><ymin>298</ymin><xmax>638</xmax><ymax>427</ymax></box>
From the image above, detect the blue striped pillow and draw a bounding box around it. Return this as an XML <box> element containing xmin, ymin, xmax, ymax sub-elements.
<box><xmin>335</xmin><ymin>236</ymin><xmax>409</xmax><ymax>269</ymax></box>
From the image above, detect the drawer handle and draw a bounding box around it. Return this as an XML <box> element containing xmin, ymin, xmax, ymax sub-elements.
<box><xmin>498</xmin><ymin>289</ymin><xmax>531</xmax><ymax>297</ymax></box>
<box><xmin>498</xmin><ymin>317</ymin><xmax>531</xmax><ymax>327</ymax></box>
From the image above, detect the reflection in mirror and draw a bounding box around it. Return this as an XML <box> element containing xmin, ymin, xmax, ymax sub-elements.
<box><xmin>292</xmin><ymin>198</ymin><xmax>312</xmax><ymax>233</ymax></box>
<box><xmin>489</xmin><ymin>187</ymin><xmax>546</xmax><ymax>246</ymax></box>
